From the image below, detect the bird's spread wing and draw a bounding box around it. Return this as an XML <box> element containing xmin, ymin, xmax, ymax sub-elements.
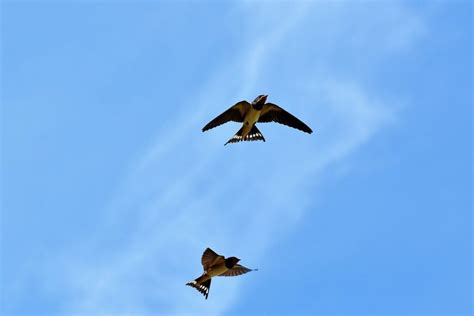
<box><xmin>201</xmin><ymin>248</ymin><xmax>225</xmax><ymax>270</ymax></box>
<box><xmin>219</xmin><ymin>264</ymin><xmax>255</xmax><ymax>277</ymax></box>
<box><xmin>258</xmin><ymin>103</ymin><xmax>313</xmax><ymax>133</ymax></box>
<box><xmin>202</xmin><ymin>101</ymin><xmax>250</xmax><ymax>131</ymax></box>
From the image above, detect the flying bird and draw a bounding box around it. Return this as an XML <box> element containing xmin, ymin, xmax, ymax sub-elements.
<box><xmin>202</xmin><ymin>94</ymin><xmax>313</xmax><ymax>145</ymax></box>
<box><xmin>186</xmin><ymin>247</ymin><xmax>256</xmax><ymax>299</ymax></box>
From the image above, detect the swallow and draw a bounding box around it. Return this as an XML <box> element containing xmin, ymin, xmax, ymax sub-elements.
<box><xmin>186</xmin><ymin>247</ymin><xmax>257</xmax><ymax>299</ymax></box>
<box><xmin>202</xmin><ymin>94</ymin><xmax>313</xmax><ymax>145</ymax></box>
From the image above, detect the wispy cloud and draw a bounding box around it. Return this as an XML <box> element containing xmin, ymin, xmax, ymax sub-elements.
<box><xmin>36</xmin><ymin>2</ymin><xmax>425</xmax><ymax>315</ymax></box>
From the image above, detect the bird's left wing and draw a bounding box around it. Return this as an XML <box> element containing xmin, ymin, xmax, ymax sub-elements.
<box><xmin>218</xmin><ymin>264</ymin><xmax>255</xmax><ymax>277</ymax></box>
<box><xmin>258</xmin><ymin>103</ymin><xmax>313</xmax><ymax>134</ymax></box>
<box><xmin>202</xmin><ymin>101</ymin><xmax>250</xmax><ymax>131</ymax></box>
<box><xmin>201</xmin><ymin>248</ymin><xmax>225</xmax><ymax>270</ymax></box>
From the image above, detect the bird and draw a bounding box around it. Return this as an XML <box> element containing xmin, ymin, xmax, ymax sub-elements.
<box><xmin>202</xmin><ymin>94</ymin><xmax>313</xmax><ymax>145</ymax></box>
<box><xmin>186</xmin><ymin>247</ymin><xmax>257</xmax><ymax>299</ymax></box>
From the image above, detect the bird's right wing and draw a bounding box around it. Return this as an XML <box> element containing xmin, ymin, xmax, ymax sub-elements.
<box><xmin>258</xmin><ymin>103</ymin><xmax>313</xmax><ymax>134</ymax></box>
<box><xmin>202</xmin><ymin>101</ymin><xmax>250</xmax><ymax>131</ymax></box>
<box><xmin>201</xmin><ymin>248</ymin><xmax>225</xmax><ymax>270</ymax></box>
<box><xmin>219</xmin><ymin>264</ymin><xmax>255</xmax><ymax>277</ymax></box>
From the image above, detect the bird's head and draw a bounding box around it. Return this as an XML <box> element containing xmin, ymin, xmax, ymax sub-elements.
<box><xmin>252</xmin><ymin>94</ymin><xmax>268</xmax><ymax>110</ymax></box>
<box><xmin>224</xmin><ymin>256</ymin><xmax>240</xmax><ymax>269</ymax></box>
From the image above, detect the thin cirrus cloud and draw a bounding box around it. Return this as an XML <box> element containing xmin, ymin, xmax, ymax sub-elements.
<box><xmin>42</xmin><ymin>2</ymin><xmax>426</xmax><ymax>315</ymax></box>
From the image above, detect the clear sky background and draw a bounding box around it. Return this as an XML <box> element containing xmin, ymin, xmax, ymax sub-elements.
<box><xmin>1</xmin><ymin>1</ymin><xmax>472</xmax><ymax>315</ymax></box>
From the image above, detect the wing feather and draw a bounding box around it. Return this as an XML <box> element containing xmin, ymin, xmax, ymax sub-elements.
<box><xmin>202</xmin><ymin>101</ymin><xmax>250</xmax><ymax>131</ymax></box>
<box><xmin>219</xmin><ymin>264</ymin><xmax>254</xmax><ymax>277</ymax></box>
<box><xmin>201</xmin><ymin>248</ymin><xmax>225</xmax><ymax>270</ymax></box>
<box><xmin>258</xmin><ymin>103</ymin><xmax>312</xmax><ymax>133</ymax></box>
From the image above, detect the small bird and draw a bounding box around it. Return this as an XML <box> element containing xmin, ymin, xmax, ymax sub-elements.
<box><xmin>186</xmin><ymin>248</ymin><xmax>256</xmax><ymax>299</ymax></box>
<box><xmin>202</xmin><ymin>94</ymin><xmax>313</xmax><ymax>145</ymax></box>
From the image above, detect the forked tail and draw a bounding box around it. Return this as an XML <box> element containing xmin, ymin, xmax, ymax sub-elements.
<box><xmin>225</xmin><ymin>125</ymin><xmax>266</xmax><ymax>145</ymax></box>
<box><xmin>186</xmin><ymin>276</ymin><xmax>212</xmax><ymax>299</ymax></box>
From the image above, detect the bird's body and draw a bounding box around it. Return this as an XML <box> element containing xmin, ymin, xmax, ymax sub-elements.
<box><xmin>241</xmin><ymin>106</ymin><xmax>262</xmax><ymax>137</ymax></box>
<box><xmin>186</xmin><ymin>248</ymin><xmax>255</xmax><ymax>299</ymax></box>
<box><xmin>202</xmin><ymin>94</ymin><xmax>313</xmax><ymax>145</ymax></box>
<box><xmin>206</xmin><ymin>261</ymin><xmax>231</xmax><ymax>277</ymax></box>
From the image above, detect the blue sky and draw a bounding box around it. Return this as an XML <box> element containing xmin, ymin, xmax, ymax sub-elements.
<box><xmin>1</xmin><ymin>1</ymin><xmax>472</xmax><ymax>315</ymax></box>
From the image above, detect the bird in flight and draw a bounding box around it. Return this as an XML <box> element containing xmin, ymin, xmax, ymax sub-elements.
<box><xmin>202</xmin><ymin>94</ymin><xmax>313</xmax><ymax>145</ymax></box>
<box><xmin>186</xmin><ymin>247</ymin><xmax>257</xmax><ymax>299</ymax></box>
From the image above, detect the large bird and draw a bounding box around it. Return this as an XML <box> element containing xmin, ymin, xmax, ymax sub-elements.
<box><xmin>202</xmin><ymin>94</ymin><xmax>313</xmax><ymax>145</ymax></box>
<box><xmin>186</xmin><ymin>248</ymin><xmax>256</xmax><ymax>299</ymax></box>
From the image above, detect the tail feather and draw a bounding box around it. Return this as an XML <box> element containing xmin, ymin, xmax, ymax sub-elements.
<box><xmin>225</xmin><ymin>125</ymin><xmax>266</xmax><ymax>145</ymax></box>
<box><xmin>186</xmin><ymin>277</ymin><xmax>211</xmax><ymax>299</ymax></box>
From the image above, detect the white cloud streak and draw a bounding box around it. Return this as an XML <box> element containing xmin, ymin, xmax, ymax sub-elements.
<box><xmin>35</xmin><ymin>2</ymin><xmax>425</xmax><ymax>315</ymax></box>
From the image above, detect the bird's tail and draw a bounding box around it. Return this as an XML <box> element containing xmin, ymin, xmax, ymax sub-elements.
<box><xmin>186</xmin><ymin>275</ymin><xmax>212</xmax><ymax>299</ymax></box>
<box><xmin>224</xmin><ymin>125</ymin><xmax>266</xmax><ymax>145</ymax></box>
